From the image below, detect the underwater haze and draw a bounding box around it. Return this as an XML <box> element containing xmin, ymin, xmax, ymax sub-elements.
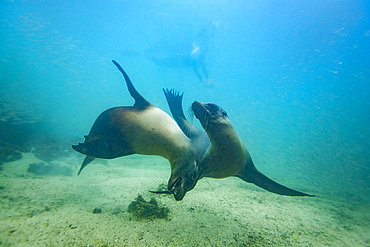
<box><xmin>1</xmin><ymin>0</ymin><xmax>369</xmax><ymax>246</ymax></box>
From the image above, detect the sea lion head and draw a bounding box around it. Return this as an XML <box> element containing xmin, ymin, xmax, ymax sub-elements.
<box><xmin>191</xmin><ymin>101</ymin><xmax>229</xmax><ymax>131</ymax></box>
<box><xmin>168</xmin><ymin>151</ymin><xmax>199</xmax><ymax>201</ymax></box>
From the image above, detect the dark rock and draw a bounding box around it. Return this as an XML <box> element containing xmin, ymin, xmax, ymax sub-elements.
<box><xmin>93</xmin><ymin>207</ymin><xmax>102</xmax><ymax>214</ymax></box>
<box><xmin>0</xmin><ymin>144</ymin><xmax>23</xmax><ymax>166</ymax></box>
<box><xmin>68</xmin><ymin>224</ymin><xmax>77</xmax><ymax>229</ymax></box>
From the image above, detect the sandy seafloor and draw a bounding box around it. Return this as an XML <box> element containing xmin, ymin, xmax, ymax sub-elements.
<box><xmin>0</xmin><ymin>152</ymin><xmax>369</xmax><ymax>247</ymax></box>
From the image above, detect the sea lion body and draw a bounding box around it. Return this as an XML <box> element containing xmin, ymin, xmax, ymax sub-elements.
<box><xmin>198</xmin><ymin>121</ymin><xmax>248</xmax><ymax>178</ymax></box>
<box><xmin>80</xmin><ymin>106</ymin><xmax>193</xmax><ymax>160</ymax></box>
<box><xmin>190</xmin><ymin>102</ymin><xmax>249</xmax><ymax>179</ymax></box>
<box><xmin>72</xmin><ymin>61</ymin><xmax>199</xmax><ymax>200</ymax></box>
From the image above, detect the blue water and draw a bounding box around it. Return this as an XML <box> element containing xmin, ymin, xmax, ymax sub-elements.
<box><xmin>0</xmin><ymin>0</ymin><xmax>369</xmax><ymax>244</ymax></box>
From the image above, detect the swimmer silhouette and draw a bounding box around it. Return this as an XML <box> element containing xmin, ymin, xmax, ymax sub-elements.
<box><xmin>121</xmin><ymin>21</ymin><xmax>219</xmax><ymax>87</ymax></box>
<box><xmin>190</xmin><ymin>41</ymin><xmax>213</xmax><ymax>87</ymax></box>
<box><xmin>190</xmin><ymin>21</ymin><xmax>220</xmax><ymax>87</ymax></box>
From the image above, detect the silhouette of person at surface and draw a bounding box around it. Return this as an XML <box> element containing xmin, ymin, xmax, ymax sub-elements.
<box><xmin>188</xmin><ymin>21</ymin><xmax>219</xmax><ymax>87</ymax></box>
<box><xmin>190</xmin><ymin>41</ymin><xmax>214</xmax><ymax>87</ymax></box>
<box><xmin>122</xmin><ymin>21</ymin><xmax>220</xmax><ymax>87</ymax></box>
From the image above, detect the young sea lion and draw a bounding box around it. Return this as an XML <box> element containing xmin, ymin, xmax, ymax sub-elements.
<box><xmin>160</xmin><ymin>89</ymin><xmax>312</xmax><ymax>197</ymax></box>
<box><xmin>72</xmin><ymin>61</ymin><xmax>199</xmax><ymax>201</ymax></box>
<box><xmin>191</xmin><ymin>101</ymin><xmax>313</xmax><ymax>197</ymax></box>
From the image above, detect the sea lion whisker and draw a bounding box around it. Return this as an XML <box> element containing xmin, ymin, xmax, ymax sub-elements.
<box><xmin>203</xmin><ymin>114</ymin><xmax>209</xmax><ymax>130</ymax></box>
<box><xmin>187</xmin><ymin>106</ymin><xmax>195</xmax><ymax>119</ymax></box>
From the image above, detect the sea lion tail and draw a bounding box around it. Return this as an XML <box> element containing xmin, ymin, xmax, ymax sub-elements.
<box><xmin>237</xmin><ymin>160</ymin><xmax>314</xmax><ymax>197</ymax></box>
<box><xmin>112</xmin><ymin>60</ymin><xmax>151</xmax><ymax>108</ymax></box>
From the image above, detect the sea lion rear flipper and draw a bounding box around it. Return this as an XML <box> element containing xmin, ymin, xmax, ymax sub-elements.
<box><xmin>163</xmin><ymin>88</ymin><xmax>204</xmax><ymax>138</ymax></box>
<box><xmin>237</xmin><ymin>161</ymin><xmax>314</xmax><ymax>197</ymax></box>
<box><xmin>112</xmin><ymin>60</ymin><xmax>151</xmax><ymax>108</ymax></box>
<box><xmin>163</xmin><ymin>89</ymin><xmax>186</xmax><ymax>121</ymax></box>
<box><xmin>72</xmin><ymin>138</ymin><xmax>134</xmax><ymax>160</ymax></box>
<box><xmin>77</xmin><ymin>156</ymin><xmax>95</xmax><ymax>175</ymax></box>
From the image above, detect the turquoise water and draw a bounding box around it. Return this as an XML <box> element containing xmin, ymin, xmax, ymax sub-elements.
<box><xmin>0</xmin><ymin>1</ymin><xmax>369</xmax><ymax>246</ymax></box>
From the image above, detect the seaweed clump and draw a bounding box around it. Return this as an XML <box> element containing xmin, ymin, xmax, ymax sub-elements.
<box><xmin>128</xmin><ymin>194</ymin><xmax>169</xmax><ymax>220</ymax></box>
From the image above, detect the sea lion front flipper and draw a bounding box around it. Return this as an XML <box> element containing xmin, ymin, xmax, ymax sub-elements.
<box><xmin>72</xmin><ymin>138</ymin><xmax>134</xmax><ymax>160</ymax></box>
<box><xmin>237</xmin><ymin>160</ymin><xmax>314</xmax><ymax>197</ymax></box>
<box><xmin>148</xmin><ymin>190</ymin><xmax>173</xmax><ymax>195</ymax></box>
<box><xmin>112</xmin><ymin>60</ymin><xmax>152</xmax><ymax>108</ymax></box>
<box><xmin>77</xmin><ymin>156</ymin><xmax>95</xmax><ymax>175</ymax></box>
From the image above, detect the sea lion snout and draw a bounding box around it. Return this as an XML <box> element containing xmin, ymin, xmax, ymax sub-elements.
<box><xmin>168</xmin><ymin>159</ymin><xmax>199</xmax><ymax>201</ymax></box>
<box><xmin>192</xmin><ymin>101</ymin><xmax>206</xmax><ymax>120</ymax></box>
<box><xmin>192</xmin><ymin>101</ymin><xmax>228</xmax><ymax>131</ymax></box>
<box><xmin>168</xmin><ymin>175</ymin><xmax>198</xmax><ymax>201</ymax></box>
<box><xmin>192</xmin><ymin>101</ymin><xmax>227</xmax><ymax>119</ymax></box>
<box><xmin>168</xmin><ymin>177</ymin><xmax>184</xmax><ymax>201</ymax></box>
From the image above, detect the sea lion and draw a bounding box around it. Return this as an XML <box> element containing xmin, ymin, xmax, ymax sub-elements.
<box><xmin>159</xmin><ymin>89</ymin><xmax>312</xmax><ymax>197</ymax></box>
<box><xmin>191</xmin><ymin>101</ymin><xmax>313</xmax><ymax>197</ymax></box>
<box><xmin>72</xmin><ymin>60</ymin><xmax>199</xmax><ymax>201</ymax></box>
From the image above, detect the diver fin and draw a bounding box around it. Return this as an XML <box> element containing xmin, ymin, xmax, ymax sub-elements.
<box><xmin>112</xmin><ymin>60</ymin><xmax>151</xmax><ymax>108</ymax></box>
<box><xmin>77</xmin><ymin>156</ymin><xmax>95</xmax><ymax>175</ymax></box>
<box><xmin>72</xmin><ymin>138</ymin><xmax>134</xmax><ymax>160</ymax></box>
<box><xmin>237</xmin><ymin>160</ymin><xmax>314</xmax><ymax>197</ymax></box>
